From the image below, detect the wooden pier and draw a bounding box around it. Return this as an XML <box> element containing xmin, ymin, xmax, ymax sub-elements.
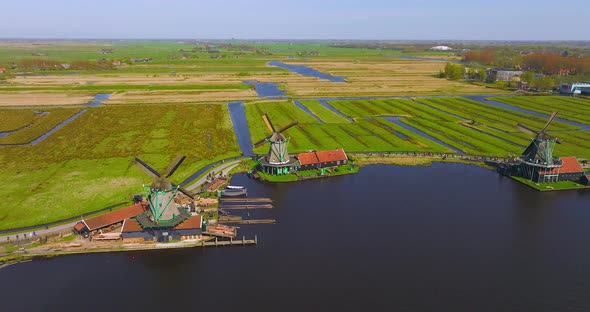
<box><xmin>220</xmin><ymin>219</ymin><xmax>276</xmax><ymax>225</ymax></box>
<box><xmin>200</xmin><ymin>236</ymin><xmax>257</xmax><ymax>246</ymax></box>
<box><xmin>218</xmin><ymin>204</ymin><xmax>274</xmax><ymax>210</ymax></box>
<box><xmin>220</xmin><ymin>197</ymin><xmax>273</xmax><ymax>203</ymax></box>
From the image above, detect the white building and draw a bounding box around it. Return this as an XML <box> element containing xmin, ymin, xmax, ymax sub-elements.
<box><xmin>430</xmin><ymin>46</ymin><xmax>453</xmax><ymax>51</ymax></box>
<box><xmin>560</xmin><ymin>83</ymin><xmax>590</xmax><ymax>95</ymax></box>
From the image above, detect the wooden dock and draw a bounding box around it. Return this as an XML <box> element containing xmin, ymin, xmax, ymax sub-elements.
<box><xmin>220</xmin><ymin>219</ymin><xmax>276</xmax><ymax>225</ymax></box>
<box><xmin>200</xmin><ymin>236</ymin><xmax>257</xmax><ymax>246</ymax></box>
<box><xmin>218</xmin><ymin>204</ymin><xmax>274</xmax><ymax>210</ymax></box>
<box><xmin>220</xmin><ymin>197</ymin><xmax>273</xmax><ymax>203</ymax></box>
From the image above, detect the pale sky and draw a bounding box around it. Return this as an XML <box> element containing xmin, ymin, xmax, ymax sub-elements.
<box><xmin>0</xmin><ymin>0</ymin><xmax>587</xmax><ymax>40</ymax></box>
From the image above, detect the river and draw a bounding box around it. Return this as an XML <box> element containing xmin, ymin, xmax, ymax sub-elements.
<box><xmin>2</xmin><ymin>163</ymin><xmax>590</xmax><ymax>311</ymax></box>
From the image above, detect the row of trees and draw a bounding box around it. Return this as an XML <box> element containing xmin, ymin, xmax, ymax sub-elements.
<box><xmin>464</xmin><ymin>48</ymin><xmax>590</xmax><ymax>75</ymax></box>
<box><xmin>522</xmin><ymin>53</ymin><xmax>590</xmax><ymax>75</ymax></box>
<box><xmin>464</xmin><ymin>47</ymin><xmax>522</xmax><ymax>69</ymax></box>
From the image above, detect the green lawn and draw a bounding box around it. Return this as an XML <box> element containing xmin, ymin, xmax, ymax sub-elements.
<box><xmin>511</xmin><ymin>176</ymin><xmax>590</xmax><ymax>191</ymax></box>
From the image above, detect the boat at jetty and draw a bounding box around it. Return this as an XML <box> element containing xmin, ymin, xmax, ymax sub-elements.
<box><xmin>220</xmin><ymin>185</ymin><xmax>247</xmax><ymax>197</ymax></box>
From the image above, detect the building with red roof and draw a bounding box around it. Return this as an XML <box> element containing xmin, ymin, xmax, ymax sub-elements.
<box><xmin>120</xmin><ymin>215</ymin><xmax>203</xmax><ymax>242</ymax></box>
<box><xmin>73</xmin><ymin>202</ymin><xmax>147</xmax><ymax>234</ymax></box>
<box><xmin>535</xmin><ymin>156</ymin><xmax>585</xmax><ymax>182</ymax></box>
<box><xmin>296</xmin><ymin>149</ymin><xmax>348</xmax><ymax>170</ymax></box>
<box><xmin>0</xmin><ymin>68</ymin><xmax>6</xmax><ymax>74</ymax></box>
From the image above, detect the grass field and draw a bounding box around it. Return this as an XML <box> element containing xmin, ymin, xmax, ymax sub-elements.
<box><xmin>1</xmin><ymin>40</ymin><xmax>588</xmax><ymax>230</ymax></box>
<box><xmin>0</xmin><ymin>103</ymin><xmax>240</xmax><ymax>230</ymax></box>
<box><xmin>488</xmin><ymin>96</ymin><xmax>590</xmax><ymax>125</ymax></box>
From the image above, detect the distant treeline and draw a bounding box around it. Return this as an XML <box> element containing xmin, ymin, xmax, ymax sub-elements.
<box><xmin>464</xmin><ymin>49</ymin><xmax>590</xmax><ymax>75</ymax></box>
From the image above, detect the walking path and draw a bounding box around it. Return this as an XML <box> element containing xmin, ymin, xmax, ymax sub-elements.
<box><xmin>184</xmin><ymin>160</ymin><xmax>242</xmax><ymax>192</ymax></box>
<box><xmin>0</xmin><ymin>221</ymin><xmax>78</xmax><ymax>244</ymax></box>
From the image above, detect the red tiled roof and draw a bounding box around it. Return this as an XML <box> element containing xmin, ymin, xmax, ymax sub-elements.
<box><xmin>316</xmin><ymin>149</ymin><xmax>348</xmax><ymax>163</ymax></box>
<box><xmin>539</xmin><ymin>156</ymin><xmax>584</xmax><ymax>175</ymax></box>
<box><xmin>74</xmin><ymin>222</ymin><xmax>86</xmax><ymax>232</ymax></box>
<box><xmin>175</xmin><ymin>215</ymin><xmax>203</xmax><ymax>230</ymax></box>
<box><xmin>297</xmin><ymin>149</ymin><xmax>347</xmax><ymax>165</ymax></box>
<box><xmin>83</xmin><ymin>203</ymin><xmax>146</xmax><ymax>231</ymax></box>
<box><xmin>297</xmin><ymin>152</ymin><xmax>319</xmax><ymax>165</ymax></box>
<box><xmin>121</xmin><ymin>219</ymin><xmax>143</xmax><ymax>233</ymax></box>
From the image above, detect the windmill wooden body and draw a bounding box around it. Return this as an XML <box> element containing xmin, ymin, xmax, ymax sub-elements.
<box><xmin>516</xmin><ymin>112</ymin><xmax>564</xmax><ymax>182</ymax></box>
<box><xmin>253</xmin><ymin>114</ymin><xmax>301</xmax><ymax>175</ymax></box>
<box><xmin>132</xmin><ymin>156</ymin><xmax>194</xmax><ymax>229</ymax></box>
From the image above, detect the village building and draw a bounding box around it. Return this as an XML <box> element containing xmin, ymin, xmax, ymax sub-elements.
<box><xmin>486</xmin><ymin>69</ymin><xmax>523</xmax><ymax>82</ymax></box>
<box><xmin>0</xmin><ymin>68</ymin><xmax>6</xmax><ymax>74</ymax></box>
<box><xmin>296</xmin><ymin>149</ymin><xmax>348</xmax><ymax>171</ymax></box>
<box><xmin>533</xmin><ymin>156</ymin><xmax>585</xmax><ymax>183</ymax></box>
<box><xmin>430</xmin><ymin>46</ymin><xmax>453</xmax><ymax>51</ymax></box>
<box><xmin>121</xmin><ymin>215</ymin><xmax>203</xmax><ymax>243</ymax></box>
<box><xmin>560</xmin><ymin>82</ymin><xmax>590</xmax><ymax>95</ymax></box>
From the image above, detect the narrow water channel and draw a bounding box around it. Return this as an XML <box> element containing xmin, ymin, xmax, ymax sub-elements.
<box><xmin>383</xmin><ymin>116</ymin><xmax>464</xmax><ymax>154</ymax></box>
<box><xmin>269</xmin><ymin>61</ymin><xmax>346</xmax><ymax>82</ymax></box>
<box><xmin>466</xmin><ymin>95</ymin><xmax>590</xmax><ymax>130</ymax></box>
<box><xmin>293</xmin><ymin>100</ymin><xmax>323</xmax><ymax>123</ymax></box>
<box><xmin>227</xmin><ymin>101</ymin><xmax>254</xmax><ymax>156</ymax></box>
<box><xmin>0</xmin><ymin>94</ymin><xmax>112</xmax><ymax>146</ymax></box>
<box><xmin>243</xmin><ymin>80</ymin><xmax>286</xmax><ymax>98</ymax></box>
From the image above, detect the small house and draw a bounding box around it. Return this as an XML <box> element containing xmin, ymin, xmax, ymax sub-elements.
<box><xmin>487</xmin><ymin>69</ymin><xmax>523</xmax><ymax>82</ymax></box>
<box><xmin>0</xmin><ymin>68</ymin><xmax>6</xmax><ymax>74</ymax></box>
<box><xmin>297</xmin><ymin>149</ymin><xmax>348</xmax><ymax>171</ymax></box>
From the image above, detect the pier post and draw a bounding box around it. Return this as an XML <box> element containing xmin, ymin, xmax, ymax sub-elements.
<box><xmin>215</xmin><ymin>237</ymin><xmax>218</xmax><ymax>246</ymax></box>
<box><xmin>242</xmin><ymin>235</ymin><xmax>245</xmax><ymax>245</ymax></box>
<box><xmin>255</xmin><ymin>234</ymin><xmax>258</xmax><ymax>245</ymax></box>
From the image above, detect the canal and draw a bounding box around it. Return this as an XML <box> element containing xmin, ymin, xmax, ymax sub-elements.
<box><xmin>2</xmin><ymin>163</ymin><xmax>590</xmax><ymax>311</ymax></box>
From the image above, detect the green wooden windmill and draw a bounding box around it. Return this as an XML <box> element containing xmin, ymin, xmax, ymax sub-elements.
<box><xmin>252</xmin><ymin>114</ymin><xmax>299</xmax><ymax>175</ymax></box>
<box><xmin>133</xmin><ymin>156</ymin><xmax>193</xmax><ymax>228</ymax></box>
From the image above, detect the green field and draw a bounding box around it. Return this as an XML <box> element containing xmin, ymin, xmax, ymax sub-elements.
<box><xmin>1</xmin><ymin>41</ymin><xmax>589</xmax><ymax>230</ymax></box>
<box><xmin>0</xmin><ymin>103</ymin><xmax>240</xmax><ymax>230</ymax></box>
<box><xmin>488</xmin><ymin>96</ymin><xmax>590</xmax><ymax>125</ymax></box>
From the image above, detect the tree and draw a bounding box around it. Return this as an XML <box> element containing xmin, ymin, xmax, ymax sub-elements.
<box><xmin>478</xmin><ymin>69</ymin><xmax>487</xmax><ymax>82</ymax></box>
<box><xmin>533</xmin><ymin>76</ymin><xmax>555</xmax><ymax>91</ymax></box>
<box><xmin>521</xmin><ymin>71</ymin><xmax>535</xmax><ymax>84</ymax></box>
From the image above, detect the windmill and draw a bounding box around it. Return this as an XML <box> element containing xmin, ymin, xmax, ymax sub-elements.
<box><xmin>253</xmin><ymin>114</ymin><xmax>298</xmax><ymax>165</ymax></box>
<box><xmin>252</xmin><ymin>114</ymin><xmax>299</xmax><ymax>175</ymax></box>
<box><xmin>516</xmin><ymin>112</ymin><xmax>561</xmax><ymax>165</ymax></box>
<box><xmin>133</xmin><ymin>155</ymin><xmax>193</xmax><ymax>228</ymax></box>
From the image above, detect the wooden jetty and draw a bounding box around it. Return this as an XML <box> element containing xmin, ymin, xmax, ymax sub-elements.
<box><xmin>220</xmin><ymin>197</ymin><xmax>273</xmax><ymax>203</ymax></box>
<box><xmin>220</xmin><ymin>219</ymin><xmax>276</xmax><ymax>225</ymax></box>
<box><xmin>201</xmin><ymin>236</ymin><xmax>257</xmax><ymax>246</ymax></box>
<box><xmin>218</xmin><ymin>204</ymin><xmax>274</xmax><ymax>210</ymax></box>
<box><xmin>219</xmin><ymin>215</ymin><xmax>242</xmax><ymax>222</ymax></box>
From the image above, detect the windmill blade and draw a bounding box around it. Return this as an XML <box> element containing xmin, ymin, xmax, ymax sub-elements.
<box><xmin>163</xmin><ymin>155</ymin><xmax>186</xmax><ymax>178</ymax></box>
<box><xmin>277</xmin><ymin>121</ymin><xmax>299</xmax><ymax>134</ymax></box>
<box><xmin>172</xmin><ymin>183</ymin><xmax>194</xmax><ymax>198</ymax></box>
<box><xmin>516</xmin><ymin>124</ymin><xmax>537</xmax><ymax>136</ymax></box>
<box><xmin>539</xmin><ymin>112</ymin><xmax>559</xmax><ymax>133</ymax></box>
<box><xmin>253</xmin><ymin>133</ymin><xmax>274</xmax><ymax>148</ymax></box>
<box><xmin>133</xmin><ymin>157</ymin><xmax>161</xmax><ymax>179</ymax></box>
<box><xmin>262</xmin><ymin>114</ymin><xmax>275</xmax><ymax>133</ymax></box>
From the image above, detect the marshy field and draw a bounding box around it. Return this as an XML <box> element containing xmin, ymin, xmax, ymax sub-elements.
<box><xmin>1</xmin><ymin>40</ymin><xmax>589</xmax><ymax>230</ymax></box>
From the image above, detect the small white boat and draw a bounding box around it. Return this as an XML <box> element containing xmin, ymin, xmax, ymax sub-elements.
<box><xmin>220</xmin><ymin>186</ymin><xmax>247</xmax><ymax>197</ymax></box>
